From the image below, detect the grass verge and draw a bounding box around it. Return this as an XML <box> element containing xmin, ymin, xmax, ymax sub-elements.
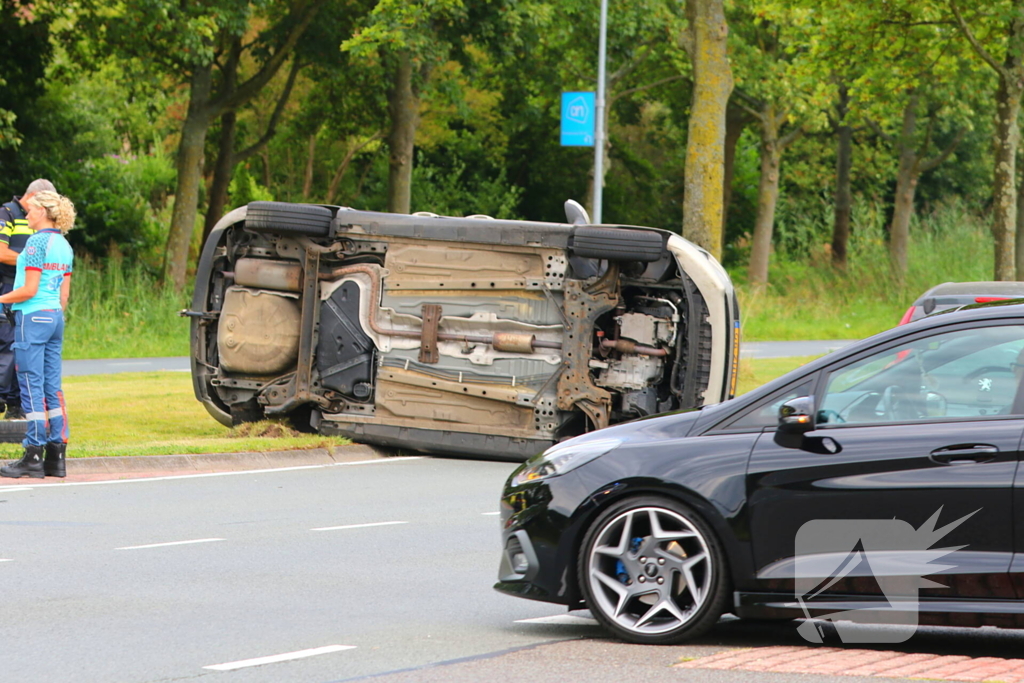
<box><xmin>735</xmin><ymin>355</ymin><xmax>821</xmax><ymax>396</ymax></box>
<box><xmin>732</xmin><ymin>198</ymin><xmax>993</xmax><ymax>341</ymax></box>
<box><xmin>0</xmin><ymin>371</ymin><xmax>349</xmax><ymax>459</ymax></box>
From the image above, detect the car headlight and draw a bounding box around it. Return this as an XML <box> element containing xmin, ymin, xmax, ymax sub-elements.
<box><xmin>511</xmin><ymin>437</ymin><xmax>621</xmax><ymax>486</ymax></box>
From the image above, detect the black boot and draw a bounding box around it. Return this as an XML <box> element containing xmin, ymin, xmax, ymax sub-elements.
<box><xmin>1</xmin><ymin>445</ymin><xmax>44</xmax><ymax>479</ymax></box>
<box><xmin>44</xmin><ymin>442</ymin><xmax>66</xmax><ymax>478</ymax></box>
<box><xmin>4</xmin><ymin>404</ymin><xmax>25</xmax><ymax>420</ymax></box>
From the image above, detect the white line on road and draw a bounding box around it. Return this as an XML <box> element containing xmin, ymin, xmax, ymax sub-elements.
<box><xmin>116</xmin><ymin>538</ymin><xmax>225</xmax><ymax>550</ymax></box>
<box><xmin>311</xmin><ymin>521</ymin><xmax>408</xmax><ymax>532</ymax></box>
<box><xmin>0</xmin><ymin>559</ymin><xmax>12</xmax><ymax>563</ymax></box>
<box><xmin>203</xmin><ymin>645</ymin><xmax>356</xmax><ymax>671</ymax></box>
<box><xmin>0</xmin><ymin>487</ymin><xmax>34</xmax><ymax>493</ymax></box>
<box><xmin>481</xmin><ymin>511</ymin><xmax>500</xmax><ymax>516</ymax></box>
<box><xmin>515</xmin><ymin>614</ymin><xmax>600</xmax><ymax>626</ymax></box>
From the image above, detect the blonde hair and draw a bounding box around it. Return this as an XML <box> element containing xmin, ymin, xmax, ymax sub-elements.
<box><xmin>27</xmin><ymin>191</ymin><xmax>75</xmax><ymax>234</ymax></box>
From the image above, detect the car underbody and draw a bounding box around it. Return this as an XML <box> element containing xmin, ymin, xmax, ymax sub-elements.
<box><xmin>188</xmin><ymin>202</ymin><xmax>739</xmax><ymax>460</ymax></box>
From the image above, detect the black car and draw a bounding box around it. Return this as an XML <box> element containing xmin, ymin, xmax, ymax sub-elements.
<box><xmin>496</xmin><ymin>300</ymin><xmax>1024</xmax><ymax>644</ymax></box>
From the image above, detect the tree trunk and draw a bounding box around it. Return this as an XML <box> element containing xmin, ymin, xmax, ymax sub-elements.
<box><xmin>680</xmin><ymin>0</ymin><xmax>733</xmax><ymax>259</ymax></box>
<box><xmin>995</xmin><ymin>73</ymin><xmax>1022</xmax><ymax>280</ymax></box>
<box><xmin>164</xmin><ymin>64</ymin><xmax>214</xmax><ymax>291</ymax></box>
<box><xmin>888</xmin><ymin>92</ymin><xmax>920</xmax><ymax>279</ymax></box>
<box><xmin>386</xmin><ymin>54</ymin><xmax>419</xmax><ymax>214</ymax></box>
<box><xmin>831</xmin><ymin>84</ymin><xmax>853</xmax><ymax>269</ymax></box>
<box><xmin>202</xmin><ymin>111</ymin><xmax>238</xmax><ymax>245</ymax></box>
<box><xmin>747</xmin><ymin>120</ymin><xmax>781</xmax><ymax>287</ymax></box>
<box><xmin>302</xmin><ymin>132</ymin><xmax>317</xmax><ymax>200</ymax></box>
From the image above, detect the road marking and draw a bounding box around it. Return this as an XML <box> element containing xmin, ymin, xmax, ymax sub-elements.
<box><xmin>0</xmin><ymin>559</ymin><xmax>12</xmax><ymax>563</ymax></box>
<box><xmin>311</xmin><ymin>521</ymin><xmax>408</xmax><ymax>532</ymax></box>
<box><xmin>515</xmin><ymin>614</ymin><xmax>599</xmax><ymax>626</ymax></box>
<box><xmin>203</xmin><ymin>644</ymin><xmax>356</xmax><ymax>671</ymax></box>
<box><xmin>481</xmin><ymin>511</ymin><xmax>500</xmax><ymax>516</ymax></box>
<box><xmin>1</xmin><ymin>456</ymin><xmax>425</xmax><ymax>490</ymax></box>
<box><xmin>0</xmin><ymin>487</ymin><xmax>34</xmax><ymax>493</ymax></box>
<box><xmin>117</xmin><ymin>538</ymin><xmax>225</xmax><ymax>550</ymax></box>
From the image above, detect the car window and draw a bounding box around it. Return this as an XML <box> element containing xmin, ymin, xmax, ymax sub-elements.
<box><xmin>819</xmin><ymin>325</ymin><xmax>1024</xmax><ymax>425</ymax></box>
<box><xmin>723</xmin><ymin>380</ymin><xmax>814</xmax><ymax>431</ymax></box>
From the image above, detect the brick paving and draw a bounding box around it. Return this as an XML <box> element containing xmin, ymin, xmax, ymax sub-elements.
<box><xmin>675</xmin><ymin>646</ymin><xmax>1024</xmax><ymax>682</ymax></box>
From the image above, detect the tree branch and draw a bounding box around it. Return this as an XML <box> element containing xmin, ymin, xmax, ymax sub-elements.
<box><xmin>866</xmin><ymin>118</ymin><xmax>895</xmax><ymax>146</ymax></box>
<box><xmin>213</xmin><ymin>0</ymin><xmax>327</xmax><ymax>116</ymax></box>
<box><xmin>950</xmin><ymin>0</ymin><xmax>1005</xmax><ymax>75</ymax></box>
<box><xmin>610</xmin><ymin>74</ymin><xmax>687</xmax><ymax>105</ymax></box>
<box><xmin>235</xmin><ymin>58</ymin><xmax>302</xmax><ymax>164</ymax></box>
<box><xmin>920</xmin><ymin>127</ymin><xmax>966</xmax><ymax>172</ymax></box>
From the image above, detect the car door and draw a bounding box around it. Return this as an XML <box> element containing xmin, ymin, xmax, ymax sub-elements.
<box><xmin>747</xmin><ymin>323</ymin><xmax>1024</xmax><ymax>602</ymax></box>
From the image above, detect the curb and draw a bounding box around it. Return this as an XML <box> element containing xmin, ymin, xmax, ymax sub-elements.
<box><xmin>0</xmin><ymin>443</ymin><xmax>398</xmax><ymax>478</ymax></box>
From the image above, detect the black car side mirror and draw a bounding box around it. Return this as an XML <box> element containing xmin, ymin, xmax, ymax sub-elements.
<box><xmin>775</xmin><ymin>395</ymin><xmax>815</xmax><ymax>449</ymax></box>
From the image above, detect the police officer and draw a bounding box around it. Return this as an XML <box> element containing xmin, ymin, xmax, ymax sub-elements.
<box><xmin>0</xmin><ymin>179</ymin><xmax>56</xmax><ymax>421</ymax></box>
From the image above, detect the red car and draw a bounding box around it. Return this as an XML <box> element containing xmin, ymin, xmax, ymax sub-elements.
<box><xmin>899</xmin><ymin>281</ymin><xmax>1024</xmax><ymax>325</ymax></box>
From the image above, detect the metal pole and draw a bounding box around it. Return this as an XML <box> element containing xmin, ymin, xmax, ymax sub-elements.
<box><xmin>593</xmin><ymin>0</ymin><xmax>608</xmax><ymax>224</ymax></box>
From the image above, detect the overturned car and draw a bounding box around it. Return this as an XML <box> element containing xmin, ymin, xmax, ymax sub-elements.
<box><xmin>186</xmin><ymin>201</ymin><xmax>739</xmax><ymax>461</ymax></box>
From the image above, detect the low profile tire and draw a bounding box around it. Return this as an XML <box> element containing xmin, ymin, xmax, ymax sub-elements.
<box><xmin>246</xmin><ymin>201</ymin><xmax>332</xmax><ymax>236</ymax></box>
<box><xmin>570</xmin><ymin>226</ymin><xmax>666</xmax><ymax>262</ymax></box>
<box><xmin>578</xmin><ymin>495</ymin><xmax>729</xmax><ymax>644</ymax></box>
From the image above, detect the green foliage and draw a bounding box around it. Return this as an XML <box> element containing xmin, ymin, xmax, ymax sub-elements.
<box><xmin>64</xmin><ymin>255</ymin><xmax>190</xmax><ymax>359</ymax></box>
<box><xmin>62</xmin><ymin>151</ymin><xmax>175</xmax><ymax>261</ymax></box>
<box><xmin>735</xmin><ymin>198</ymin><xmax>993</xmax><ymax>340</ymax></box>
<box><xmin>228</xmin><ymin>163</ymin><xmax>275</xmax><ymax>208</ymax></box>
<box><xmin>411</xmin><ymin>152</ymin><xmax>522</xmax><ymax>218</ymax></box>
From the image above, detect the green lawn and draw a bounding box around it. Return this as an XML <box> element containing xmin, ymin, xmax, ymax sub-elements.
<box><xmin>0</xmin><ymin>371</ymin><xmax>349</xmax><ymax>459</ymax></box>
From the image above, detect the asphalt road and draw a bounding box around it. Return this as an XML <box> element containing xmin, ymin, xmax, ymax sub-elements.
<box><xmin>6</xmin><ymin>456</ymin><xmax>1024</xmax><ymax>683</ymax></box>
<box><xmin>62</xmin><ymin>341</ymin><xmax>856</xmax><ymax>377</ymax></box>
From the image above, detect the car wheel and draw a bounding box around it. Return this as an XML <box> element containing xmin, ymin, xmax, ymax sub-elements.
<box><xmin>246</xmin><ymin>201</ymin><xmax>332</xmax><ymax>236</ymax></box>
<box><xmin>578</xmin><ymin>496</ymin><xmax>728</xmax><ymax>644</ymax></box>
<box><xmin>570</xmin><ymin>226</ymin><xmax>666</xmax><ymax>262</ymax></box>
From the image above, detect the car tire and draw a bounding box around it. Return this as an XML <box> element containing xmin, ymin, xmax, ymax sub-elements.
<box><xmin>246</xmin><ymin>201</ymin><xmax>332</xmax><ymax>237</ymax></box>
<box><xmin>0</xmin><ymin>419</ymin><xmax>26</xmax><ymax>443</ymax></box>
<box><xmin>578</xmin><ymin>495</ymin><xmax>729</xmax><ymax>644</ymax></box>
<box><xmin>570</xmin><ymin>227</ymin><xmax>665</xmax><ymax>262</ymax></box>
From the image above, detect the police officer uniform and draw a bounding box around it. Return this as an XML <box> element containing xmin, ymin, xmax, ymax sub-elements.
<box><xmin>0</xmin><ymin>196</ymin><xmax>31</xmax><ymax>418</ymax></box>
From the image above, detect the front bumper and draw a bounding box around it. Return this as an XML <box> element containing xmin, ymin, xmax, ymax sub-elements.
<box><xmin>493</xmin><ymin>470</ymin><xmax>590</xmax><ymax>607</ymax></box>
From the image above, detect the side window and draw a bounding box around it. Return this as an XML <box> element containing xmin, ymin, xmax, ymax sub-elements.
<box><xmin>723</xmin><ymin>380</ymin><xmax>814</xmax><ymax>431</ymax></box>
<box><xmin>820</xmin><ymin>325</ymin><xmax>1024</xmax><ymax>426</ymax></box>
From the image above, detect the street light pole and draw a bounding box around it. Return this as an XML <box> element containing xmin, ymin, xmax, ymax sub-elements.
<box><xmin>593</xmin><ymin>0</ymin><xmax>608</xmax><ymax>224</ymax></box>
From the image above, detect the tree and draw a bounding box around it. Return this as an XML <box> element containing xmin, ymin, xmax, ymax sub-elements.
<box><xmin>679</xmin><ymin>0</ymin><xmax>733</xmax><ymax>258</ymax></box>
<box><xmin>342</xmin><ymin>0</ymin><xmax>506</xmax><ymax>214</ymax></box>
<box><xmin>951</xmin><ymin>0</ymin><xmax>1024</xmax><ymax>280</ymax></box>
<box><xmin>729</xmin><ymin>6</ymin><xmax>811</xmax><ymax>286</ymax></box>
<box><xmin>70</xmin><ymin>0</ymin><xmax>328</xmax><ymax>290</ymax></box>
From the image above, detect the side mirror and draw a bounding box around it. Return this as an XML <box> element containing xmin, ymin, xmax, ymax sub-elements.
<box><xmin>775</xmin><ymin>396</ymin><xmax>815</xmax><ymax>449</ymax></box>
<box><xmin>778</xmin><ymin>395</ymin><xmax>816</xmax><ymax>433</ymax></box>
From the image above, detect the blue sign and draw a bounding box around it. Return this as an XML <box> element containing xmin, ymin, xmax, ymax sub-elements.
<box><xmin>561</xmin><ymin>92</ymin><xmax>595</xmax><ymax>147</ymax></box>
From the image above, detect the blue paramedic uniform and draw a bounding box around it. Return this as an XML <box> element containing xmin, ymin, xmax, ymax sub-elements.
<box><xmin>12</xmin><ymin>228</ymin><xmax>73</xmax><ymax>447</ymax></box>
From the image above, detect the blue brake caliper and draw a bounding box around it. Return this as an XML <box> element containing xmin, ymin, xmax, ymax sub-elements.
<box><xmin>615</xmin><ymin>537</ymin><xmax>645</xmax><ymax>584</ymax></box>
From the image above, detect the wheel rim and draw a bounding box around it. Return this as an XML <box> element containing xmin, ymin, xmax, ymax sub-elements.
<box><xmin>586</xmin><ymin>505</ymin><xmax>713</xmax><ymax>635</ymax></box>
